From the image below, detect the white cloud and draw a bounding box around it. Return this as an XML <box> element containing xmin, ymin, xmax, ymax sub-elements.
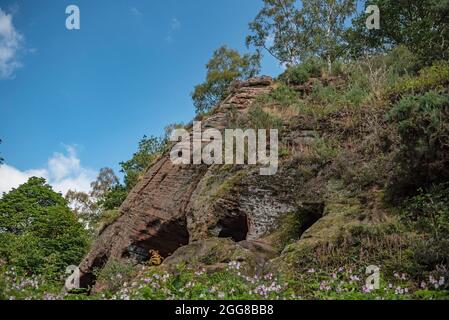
<box><xmin>170</xmin><ymin>18</ymin><xmax>181</xmax><ymax>31</ymax></box>
<box><xmin>166</xmin><ymin>17</ymin><xmax>181</xmax><ymax>43</ymax></box>
<box><xmin>0</xmin><ymin>146</ymin><xmax>97</xmax><ymax>196</ymax></box>
<box><xmin>0</xmin><ymin>7</ymin><xmax>23</xmax><ymax>79</ymax></box>
<box><xmin>130</xmin><ymin>7</ymin><xmax>142</xmax><ymax>16</ymax></box>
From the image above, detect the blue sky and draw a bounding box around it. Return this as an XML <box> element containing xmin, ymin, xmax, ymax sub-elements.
<box><xmin>0</xmin><ymin>0</ymin><xmax>282</xmax><ymax>194</ymax></box>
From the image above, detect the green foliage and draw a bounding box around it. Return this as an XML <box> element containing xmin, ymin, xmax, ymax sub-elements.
<box><xmin>192</xmin><ymin>46</ymin><xmax>260</xmax><ymax>114</ymax></box>
<box><xmin>347</xmin><ymin>0</ymin><xmax>449</xmax><ymax>65</ymax></box>
<box><xmin>94</xmin><ymin>259</ymin><xmax>136</xmax><ymax>297</ymax></box>
<box><xmin>247</xmin><ymin>105</ymin><xmax>283</xmax><ymax>131</ymax></box>
<box><xmin>404</xmin><ymin>183</ymin><xmax>449</xmax><ymax>241</ymax></box>
<box><xmin>0</xmin><ymin>177</ymin><xmax>89</xmax><ymax>277</ymax></box>
<box><xmin>310</xmin><ymin>82</ymin><xmax>338</xmax><ymax>105</ymax></box>
<box><xmin>101</xmin><ymin>184</ymin><xmax>128</xmax><ymax>211</ymax></box>
<box><xmin>279</xmin><ymin>58</ymin><xmax>324</xmax><ymax>85</ymax></box>
<box><xmin>344</xmin><ymin>84</ymin><xmax>367</xmax><ymax>108</ymax></box>
<box><xmin>89</xmin><ymin>168</ymin><xmax>119</xmax><ymax>200</ymax></box>
<box><xmin>120</xmin><ymin>135</ymin><xmax>166</xmax><ymax>191</ymax></box>
<box><xmin>111</xmin><ymin>264</ymin><xmax>295</xmax><ymax>300</ymax></box>
<box><xmin>268</xmin><ymin>212</ymin><xmax>308</xmax><ymax>252</ymax></box>
<box><xmin>246</xmin><ymin>0</ymin><xmax>308</xmax><ymax>65</ymax></box>
<box><xmin>262</xmin><ymin>84</ymin><xmax>299</xmax><ymax>107</ymax></box>
<box><xmin>291</xmin><ymin>263</ymin><xmax>448</xmax><ymax>300</ymax></box>
<box><xmin>383</xmin><ymin>46</ymin><xmax>420</xmax><ymax>77</ymax></box>
<box><xmin>391</xmin><ymin>62</ymin><xmax>449</xmax><ymax>96</ymax></box>
<box><xmin>0</xmin><ymin>266</ymin><xmax>64</xmax><ymax>300</ymax></box>
<box><xmin>310</xmin><ymin>136</ymin><xmax>339</xmax><ymax>164</ymax></box>
<box><xmin>95</xmin><ymin>209</ymin><xmax>121</xmax><ymax>234</ymax></box>
<box><xmin>247</xmin><ymin>0</ymin><xmax>356</xmax><ymax>71</ymax></box>
<box><xmin>386</xmin><ymin>91</ymin><xmax>449</xmax><ymax>201</ymax></box>
<box><xmin>66</xmin><ymin>167</ymin><xmax>122</xmax><ymax>229</ymax></box>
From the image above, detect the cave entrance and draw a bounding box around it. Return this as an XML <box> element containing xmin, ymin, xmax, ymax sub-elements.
<box><xmin>216</xmin><ymin>211</ymin><xmax>249</xmax><ymax>242</ymax></box>
<box><xmin>126</xmin><ymin>217</ymin><xmax>190</xmax><ymax>263</ymax></box>
<box><xmin>297</xmin><ymin>202</ymin><xmax>325</xmax><ymax>237</ymax></box>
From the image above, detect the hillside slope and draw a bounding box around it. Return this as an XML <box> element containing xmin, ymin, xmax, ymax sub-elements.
<box><xmin>78</xmin><ymin>63</ymin><xmax>449</xmax><ymax>299</ymax></box>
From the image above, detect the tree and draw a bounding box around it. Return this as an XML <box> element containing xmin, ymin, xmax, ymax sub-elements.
<box><xmin>192</xmin><ymin>45</ymin><xmax>260</xmax><ymax>114</ymax></box>
<box><xmin>346</xmin><ymin>0</ymin><xmax>449</xmax><ymax>64</ymax></box>
<box><xmin>246</xmin><ymin>0</ymin><xmax>308</xmax><ymax>66</ymax></box>
<box><xmin>302</xmin><ymin>0</ymin><xmax>356</xmax><ymax>73</ymax></box>
<box><xmin>90</xmin><ymin>167</ymin><xmax>119</xmax><ymax>200</ymax></box>
<box><xmin>0</xmin><ymin>177</ymin><xmax>89</xmax><ymax>276</ymax></box>
<box><xmin>247</xmin><ymin>0</ymin><xmax>355</xmax><ymax>73</ymax></box>
<box><xmin>66</xmin><ymin>168</ymin><xmax>122</xmax><ymax>228</ymax></box>
<box><xmin>101</xmin><ymin>184</ymin><xmax>128</xmax><ymax>211</ymax></box>
<box><xmin>120</xmin><ymin>135</ymin><xmax>166</xmax><ymax>191</ymax></box>
<box><xmin>65</xmin><ymin>189</ymin><xmax>99</xmax><ymax>229</ymax></box>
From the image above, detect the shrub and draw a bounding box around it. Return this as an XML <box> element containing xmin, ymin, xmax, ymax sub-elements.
<box><xmin>391</xmin><ymin>62</ymin><xmax>449</xmax><ymax>96</ymax></box>
<box><xmin>95</xmin><ymin>209</ymin><xmax>121</xmax><ymax>234</ymax></box>
<box><xmin>386</xmin><ymin>91</ymin><xmax>449</xmax><ymax>201</ymax></box>
<box><xmin>101</xmin><ymin>184</ymin><xmax>128</xmax><ymax>210</ymax></box>
<box><xmin>384</xmin><ymin>46</ymin><xmax>419</xmax><ymax>77</ymax></box>
<box><xmin>268</xmin><ymin>84</ymin><xmax>299</xmax><ymax>107</ymax></box>
<box><xmin>402</xmin><ymin>183</ymin><xmax>449</xmax><ymax>276</ymax></box>
<box><xmin>248</xmin><ymin>105</ymin><xmax>283</xmax><ymax>131</ymax></box>
<box><xmin>280</xmin><ymin>58</ymin><xmax>324</xmax><ymax>85</ymax></box>
<box><xmin>403</xmin><ymin>183</ymin><xmax>449</xmax><ymax>240</ymax></box>
<box><xmin>310</xmin><ymin>82</ymin><xmax>338</xmax><ymax>105</ymax></box>
<box><xmin>344</xmin><ymin>84</ymin><xmax>368</xmax><ymax>108</ymax></box>
<box><xmin>94</xmin><ymin>259</ymin><xmax>136</xmax><ymax>296</ymax></box>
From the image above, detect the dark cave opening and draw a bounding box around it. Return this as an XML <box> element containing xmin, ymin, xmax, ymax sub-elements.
<box><xmin>125</xmin><ymin>217</ymin><xmax>190</xmax><ymax>263</ymax></box>
<box><xmin>297</xmin><ymin>202</ymin><xmax>325</xmax><ymax>236</ymax></box>
<box><xmin>217</xmin><ymin>212</ymin><xmax>249</xmax><ymax>242</ymax></box>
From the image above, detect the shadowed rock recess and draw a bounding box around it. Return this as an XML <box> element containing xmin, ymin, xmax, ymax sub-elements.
<box><xmin>79</xmin><ymin>77</ymin><xmax>324</xmax><ymax>289</ymax></box>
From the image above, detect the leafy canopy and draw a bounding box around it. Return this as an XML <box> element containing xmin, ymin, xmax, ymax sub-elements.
<box><xmin>192</xmin><ymin>45</ymin><xmax>260</xmax><ymax>114</ymax></box>
<box><xmin>0</xmin><ymin>177</ymin><xmax>89</xmax><ymax>276</ymax></box>
<box><xmin>120</xmin><ymin>135</ymin><xmax>166</xmax><ymax>191</ymax></box>
<box><xmin>347</xmin><ymin>0</ymin><xmax>449</xmax><ymax>65</ymax></box>
<box><xmin>247</xmin><ymin>0</ymin><xmax>355</xmax><ymax>72</ymax></box>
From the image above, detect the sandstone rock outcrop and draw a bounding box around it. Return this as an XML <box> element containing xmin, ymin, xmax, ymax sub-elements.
<box><xmin>78</xmin><ymin>77</ymin><xmax>300</xmax><ymax>288</ymax></box>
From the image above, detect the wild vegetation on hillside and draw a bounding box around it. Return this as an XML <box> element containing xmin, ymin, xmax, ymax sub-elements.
<box><xmin>1</xmin><ymin>0</ymin><xmax>449</xmax><ymax>300</ymax></box>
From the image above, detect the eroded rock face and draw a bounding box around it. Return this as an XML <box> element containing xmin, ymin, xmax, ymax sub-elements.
<box><xmin>78</xmin><ymin>77</ymin><xmax>283</xmax><ymax>288</ymax></box>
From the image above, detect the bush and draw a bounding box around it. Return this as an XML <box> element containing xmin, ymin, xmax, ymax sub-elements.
<box><xmin>265</xmin><ymin>84</ymin><xmax>299</xmax><ymax>108</ymax></box>
<box><xmin>403</xmin><ymin>183</ymin><xmax>449</xmax><ymax>240</ymax></box>
<box><xmin>384</xmin><ymin>46</ymin><xmax>419</xmax><ymax>77</ymax></box>
<box><xmin>248</xmin><ymin>105</ymin><xmax>283</xmax><ymax>131</ymax></box>
<box><xmin>391</xmin><ymin>62</ymin><xmax>449</xmax><ymax>96</ymax></box>
<box><xmin>101</xmin><ymin>185</ymin><xmax>127</xmax><ymax>210</ymax></box>
<box><xmin>94</xmin><ymin>259</ymin><xmax>136</xmax><ymax>296</ymax></box>
<box><xmin>310</xmin><ymin>82</ymin><xmax>337</xmax><ymax>105</ymax></box>
<box><xmin>386</xmin><ymin>91</ymin><xmax>449</xmax><ymax>201</ymax></box>
<box><xmin>280</xmin><ymin>58</ymin><xmax>324</xmax><ymax>85</ymax></box>
<box><xmin>344</xmin><ymin>84</ymin><xmax>368</xmax><ymax>108</ymax></box>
